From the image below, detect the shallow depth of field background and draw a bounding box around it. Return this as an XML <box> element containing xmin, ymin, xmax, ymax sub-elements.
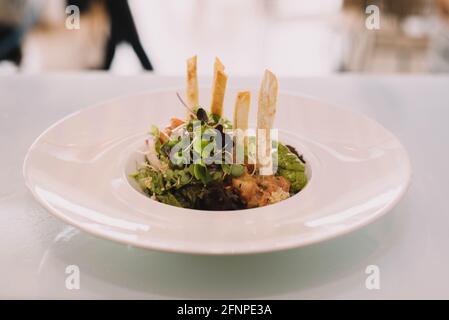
<box><xmin>1</xmin><ymin>0</ymin><xmax>448</xmax><ymax>76</ymax></box>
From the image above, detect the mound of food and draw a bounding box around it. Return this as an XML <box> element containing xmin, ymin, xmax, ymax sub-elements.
<box><xmin>132</xmin><ymin>57</ymin><xmax>307</xmax><ymax>210</ymax></box>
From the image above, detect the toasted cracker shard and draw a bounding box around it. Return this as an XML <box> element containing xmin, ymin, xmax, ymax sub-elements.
<box><xmin>233</xmin><ymin>91</ymin><xmax>250</xmax><ymax>131</ymax></box>
<box><xmin>257</xmin><ymin>70</ymin><xmax>278</xmax><ymax>175</ymax></box>
<box><xmin>210</xmin><ymin>57</ymin><xmax>227</xmax><ymax>117</ymax></box>
<box><xmin>214</xmin><ymin>57</ymin><xmax>224</xmax><ymax>75</ymax></box>
<box><xmin>186</xmin><ymin>55</ymin><xmax>199</xmax><ymax>115</ymax></box>
<box><xmin>233</xmin><ymin>91</ymin><xmax>251</xmax><ymax>163</ymax></box>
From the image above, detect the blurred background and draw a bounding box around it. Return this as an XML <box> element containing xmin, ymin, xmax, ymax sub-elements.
<box><xmin>1</xmin><ymin>0</ymin><xmax>449</xmax><ymax>76</ymax></box>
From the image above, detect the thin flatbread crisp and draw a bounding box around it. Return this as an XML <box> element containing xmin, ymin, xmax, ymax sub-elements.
<box><xmin>233</xmin><ymin>91</ymin><xmax>250</xmax><ymax>131</ymax></box>
<box><xmin>257</xmin><ymin>70</ymin><xmax>278</xmax><ymax>175</ymax></box>
<box><xmin>210</xmin><ymin>58</ymin><xmax>227</xmax><ymax>116</ymax></box>
<box><xmin>233</xmin><ymin>91</ymin><xmax>250</xmax><ymax>164</ymax></box>
<box><xmin>186</xmin><ymin>55</ymin><xmax>198</xmax><ymax>115</ymax></box>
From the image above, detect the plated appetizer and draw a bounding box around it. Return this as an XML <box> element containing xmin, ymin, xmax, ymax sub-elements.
<box><xmin>132</xmin><ymin>57</ymin><xmax>307</xmax><ymax>210</ymax></box>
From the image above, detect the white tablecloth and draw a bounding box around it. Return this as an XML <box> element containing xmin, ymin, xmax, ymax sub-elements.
<box><xmin>1</xmin><ymin>74</ymin><xmax>448</xmax><ymax>299</ymax></box>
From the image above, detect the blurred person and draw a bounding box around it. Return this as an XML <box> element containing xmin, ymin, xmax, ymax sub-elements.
<box><xmin>0</xmin><ymin>0</ymin><xmax>152</xmax><ymax>71</ymax></box>
<box><xmin>0</xmin><ymin>0</ymin><xmax>39</xmax><ymax>66</ymax></box>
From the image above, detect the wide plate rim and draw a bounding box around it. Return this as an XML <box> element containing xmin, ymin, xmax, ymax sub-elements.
<box><xmin>23</xmin><ymin>88</ymin><xmax>412</xmax><ymax>255</ymax></box>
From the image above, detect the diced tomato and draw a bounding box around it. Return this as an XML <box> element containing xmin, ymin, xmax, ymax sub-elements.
<box><xmin>159</xmin><ymin>118</ymin><xmax>184</xmax><ymax>143</ymax></box>
<box><xmin>159</xmin><ymin>128</ymin><xmax>171</xmax><ymax>143</ymax></box>
<box><xmin>170</xmin><ymin>117</ymin><xmax>184</xmax><ymax>129</ymax></box>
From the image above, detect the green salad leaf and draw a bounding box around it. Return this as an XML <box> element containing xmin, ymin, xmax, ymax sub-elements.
<box><xmin>276</xmin><ymin>143</ymin><xmax>307</xmax><ymax>193</ymax></box>
<box><xmin>222</xmin><ymin>163</ymin><xmax>244</xmax><ymax>178</ymax></box>
<box><xmin>133</xmin><ymin>104</ymin><xmax>307</xmax><ymax>210</ymax></box>
<box><xmin>155</xmin><ymin>193</ymin><xmax>183</xmax><ymax>207</ymax></box>
<box><xmin>193</xmin><ymin>163</ymin><xmax>212</xmax><ymax>185</ymax></box>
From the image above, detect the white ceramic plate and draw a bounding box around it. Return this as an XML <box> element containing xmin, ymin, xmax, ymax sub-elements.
<box><xmin>23</xmin><ymin>88</ymin><xmax>411</xmax><ymax>255</ymax></box>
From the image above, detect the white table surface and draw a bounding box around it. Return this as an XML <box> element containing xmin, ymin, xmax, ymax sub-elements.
<box><xmin>1</xmin><ymin>74</ymin><xmax>448</xmax><ymax>299</ymax></box>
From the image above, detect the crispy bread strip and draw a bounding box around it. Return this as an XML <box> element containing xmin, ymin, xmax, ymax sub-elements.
<box><xmin>210</xmin><ymin>58</ymin><xmax>227</xmax><ymax>116</ymax></box>
<box><xmin>233</xmin><ymin>91</ymin><xmax>250</xmax><ymax>131</ymax></box>
<box><xmin>257</xmin><ymin>70</ymin><xmax>278</xmax><ymax>175</ymax></box>
<box><xmin>214</xmin><ymin>57</ymin><xmax>225</xmax><ymax>77</ymax></box>
<box><xmin>233</xmin><ymin>91</ymin><xmax>251</xmax><ymax>164</ymax></box>
<box><xmin>186</xmin><ymin>55</ymin><xmax>198</xmax><ymax>115</ymax></box>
